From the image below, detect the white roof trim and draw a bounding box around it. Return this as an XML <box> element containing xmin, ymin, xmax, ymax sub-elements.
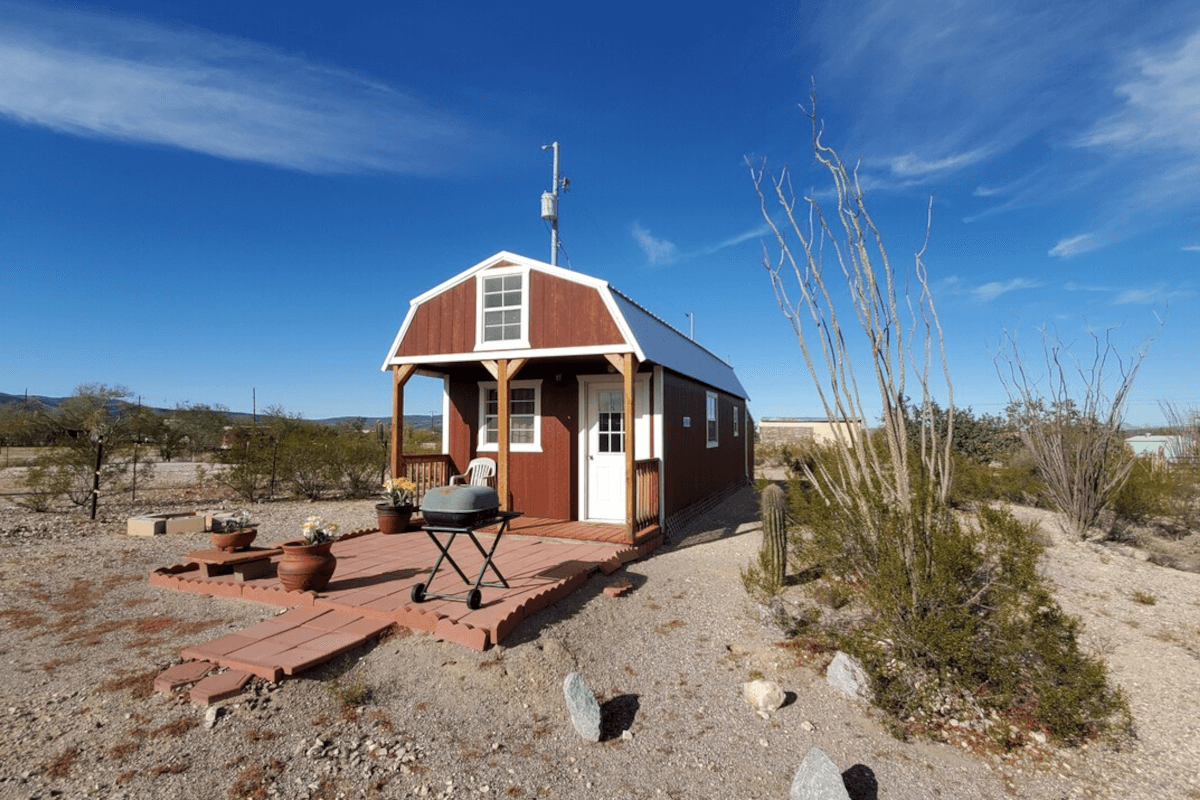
<box><xmin>385</xmin><ymin>344</ymin><xmax>636</xmax><ymax>367</ymax></box>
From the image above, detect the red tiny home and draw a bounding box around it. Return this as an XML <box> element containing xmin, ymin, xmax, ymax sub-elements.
<box><xmin>382</xmin><ymin>251</ymin><xmax>751</xmax><ymax>544</ymax></box>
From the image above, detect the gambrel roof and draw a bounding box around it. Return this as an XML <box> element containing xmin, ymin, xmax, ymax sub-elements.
<box><xmin>382</xmin><ymin>251</ymin><xmax>748</xmax><ymax>400</ymax></box>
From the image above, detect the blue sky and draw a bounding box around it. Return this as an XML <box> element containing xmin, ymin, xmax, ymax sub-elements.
<box><xmin>2</xmin><ymin>1</ymin><xmax>1197</xmax><ymax>427</ymax></box>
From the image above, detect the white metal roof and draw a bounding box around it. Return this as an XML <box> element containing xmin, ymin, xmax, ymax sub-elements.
<box><xmin>382</xmin><ymin>251</ymin><xmax>749</xmax><ymax>400</ymax></box>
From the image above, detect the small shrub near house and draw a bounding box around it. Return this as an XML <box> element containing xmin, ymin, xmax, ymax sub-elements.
<box><xmin>785</xmin><ymin>464</ymin><xmax>1132</xmax><ymax>745</ymax></box>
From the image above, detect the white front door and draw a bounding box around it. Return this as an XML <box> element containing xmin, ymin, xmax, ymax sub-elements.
<box><xmin>586</xmin><ymin>384</ymin><xmax>626</xmax><ymax>522</ymax></box>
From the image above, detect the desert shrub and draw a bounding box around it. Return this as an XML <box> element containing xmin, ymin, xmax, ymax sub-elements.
<box><xmin>1107</xmin><ymin>456</ymin><xmax>1175</xmax><ymax>534</ymax></box>
<box><xmin>16</xmin><ymin>463</ymin><xmax>70</xmax><ymax>511</ymax></box>
<box><xmin>329</xmin><ymin>422</ymin><xmax>386</xmax><ymax>498</ymax></box>
<box><xmin>217</xmin><ymin>430</ymin><xmax>273</xmax><ymax>502</ymax></box>
<box><xmin>840</xmin><ymin>504</ymin><xmax>1131</xmax><ymax>744</ymax></box>
<box><xmin>988</xmin><ymin>445</ymin><xmax>1048</xmax><ymax>505</ymax></box>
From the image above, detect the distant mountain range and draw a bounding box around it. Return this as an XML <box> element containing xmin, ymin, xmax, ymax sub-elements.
<box><xmin>0</xmin><ymin>392</ymin><xmax>440</xmax><ymax>430</ymax></box>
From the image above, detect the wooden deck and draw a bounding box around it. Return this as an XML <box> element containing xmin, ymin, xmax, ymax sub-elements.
<box><xmin>487</xmin><ymin>516</ymin><xmax>659</xmax><ymax>545</ymax></box>
<box><xmin>150</xmin><ymin>519</ymin><xmax>664</xmax><ymax>689</ymax></box>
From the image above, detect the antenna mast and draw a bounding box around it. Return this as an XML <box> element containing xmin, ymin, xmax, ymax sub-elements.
<box><xmin>540</xmin><ymin>142</ymin><xmax>565</xmax><ymax>266</ymax></box>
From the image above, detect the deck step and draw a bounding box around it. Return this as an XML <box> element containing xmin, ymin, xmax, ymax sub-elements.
<box><xmin>190</xmin><ymin>669</ymin><xmax>253</xmax><ymax>704</ymax></box>
<box><xmin>154</xmin><ymin>660</ymin><xmax>215</xmax><ymax>694</ymax></box>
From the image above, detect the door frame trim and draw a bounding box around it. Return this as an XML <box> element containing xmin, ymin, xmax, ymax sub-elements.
<box><xmin>577</xmin><ymin>374</ymin><xmax>651</xmax><ymax>523</ymax></box>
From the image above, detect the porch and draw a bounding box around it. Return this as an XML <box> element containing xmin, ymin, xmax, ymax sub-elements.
<box><xmin>398</xmin><ymin>453</ymin><xmax>662</xmax><ymax>543</ymax></box>
<box><xmin>151</xmin><ymin>517</ymin><xmax>662</xmax><ymax>688</ymax></box>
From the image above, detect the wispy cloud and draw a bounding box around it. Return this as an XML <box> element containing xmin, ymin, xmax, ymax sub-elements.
<box><xmin>803</xmin><ymin>2</ymin><xmax>1200</xmax><ymax>253</ymax></box>
<box><xmin>972</xmin><ymin>278</ymin><xmax>1040</xmax><ymax>302</ymax></box>
<box><xmin>1183</xmin><ymin>244</ymin><xmax>1200</xmax><ymax>252</ymax></box>
<box><xmin>1065</xmin><ymin>281</ymin><xmax>1189</xmax><ymax>304</ymax></box>
<box><xmin>0</xmin><ymin>3</ymin><xmax>466</xmax><ymax>174</ymax></box>
<box><xmin>1049</xmin><ymin>233</ymin><xmax>1105</xmax><ymax>258</ymax></box>
<box><xmin>631</xmin><ymin>222</ymin><xmax>769</xmax><ymax>266</ymax></box>
<box><xmin>695</xmin><ymin>224</ymin><xmax>773</xmax><ymax>257</ymax></box>
<box><xmin>631</xmin><ymin>223</ymin><xmax>680</xmax><ymax>266</ymax></box>
<box><xmin>1079</xmin><ymin>30</ymin><xmax>1200</xmax><ymax>155</ymax></box>
<box><xmin>1114</xmin><ymin>286</ymin><xmax>1192</xmax><ymax>304</ymax></box>
<box><xmin>887</xmin><ymin>148</ymin><xmax>991</xmax><ymax>180</ymax></box>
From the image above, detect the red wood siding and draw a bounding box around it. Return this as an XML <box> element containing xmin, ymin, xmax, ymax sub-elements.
<box><xmin>444</xmin><ymin>368</ymin><xmax>579</xmax><ymax>520</ymax></box>
<box><xmin>660</xmin><ymin>371</ymin><xmax>748</xmax><ymax>518</ymax></box>
<box><xmin>394</xmin><ymin>269</ymin><xmax>624</xmax><ymax>359</ymax></box>
<box><xmin>528</xmin><ymin>271</ymin><xmax>625</xmax><ymax>349</ymax></box>
<box><xmin>394</xmin><ymin>278</ymin><xmax>476</xmax><ymax>357</ymax></box>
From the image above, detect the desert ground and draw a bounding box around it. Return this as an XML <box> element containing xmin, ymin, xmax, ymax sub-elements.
<box><xmin>0</xmin><ymin>464</ymin><xmax>1199</xmax><ymax>799</ymax></box>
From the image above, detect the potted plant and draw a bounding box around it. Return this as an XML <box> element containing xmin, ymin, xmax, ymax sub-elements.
<box><xmin>376</xmin><ymin>477</ymin><xmax>417</xmax><ymax>534</ymax></box>
<box><xmin>210</xmin><ymin>509</ymin><xmax>258</xmax><ymax>552</ymax></box>
<box><xmin>278</xmin><ymin>516</ymin><xmax>340</xmax><ymax>592</ymax></box>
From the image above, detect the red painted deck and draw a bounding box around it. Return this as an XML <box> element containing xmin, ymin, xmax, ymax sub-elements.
<box><xmin>150</xmin><ymin>520</ymin><xmax>662</xmax><ymax>696</ymax></box>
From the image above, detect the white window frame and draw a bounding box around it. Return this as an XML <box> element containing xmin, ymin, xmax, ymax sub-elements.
<box><xmin>477</xmin><ymin>379</ymin><xmax>542</xmax><ymax>453</ymax></box>
<box><xmin>706</xmin><ymin>391</ymin><xmax>719</xmax><ymax>448</ymax></box>
<box><xmin>733</xmin><ymin>404</ymin><xmax>740</xmax><ymax>438</ymax></box>
<box><xmin>475</xmin><ymin>266</ymin><xmax>530</xmax><ymax>350</ymax></box>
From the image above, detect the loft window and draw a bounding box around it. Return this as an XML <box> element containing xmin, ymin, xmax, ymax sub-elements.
<box><xmin>478</xmin><ymin>380</ymin><xmax>541</xmax><ymax>452</ymax></box>
<box><xmin>733</xmin><ymin>405</ymin><xmax>740</xmax><ymax>438</ymax></box>
<box><xmin>706</xmin><ymin>391</ymin><xmax>719</xmax><ymax>448</ymax></box>
<box><xmin>476</xmin><ymin>268</ymin><xmax>529</xmax><ymax>349</ymax></box>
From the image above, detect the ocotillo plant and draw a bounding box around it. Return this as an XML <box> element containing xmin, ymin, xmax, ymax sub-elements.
<box><xmin>761</xmin><ymin>483</ymin><xmax>787</xmax><ymax>588</ymax></box>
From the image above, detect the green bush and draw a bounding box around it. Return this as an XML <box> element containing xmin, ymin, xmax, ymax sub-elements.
<box><xmin>1108</xmin><ymin>457</ymin><xmax>1174</xmax><ymax>529</ymax></box>
<box><xmin>781</xmin><ymin>451</ymin><xmax>1131</xmax><ymax>746</ymax></box>
<box><xmin>842</xmin><ymin>504</ymin><xmax>1130</xmax><ymax>744</ymax></box>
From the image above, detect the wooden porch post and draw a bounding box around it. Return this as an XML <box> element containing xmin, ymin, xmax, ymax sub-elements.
<box><xmin>497</xmin><ymin>359</ymin><xmax>509</xmax><ymax>511</ymax></box>
<box><xmin>623</xmin><ymin>353</ymin><xmax>637</xmax><ymax>543</ymax></box>
<box><xmin>390</xmin><ymin>364</ymin><xmax>417</xmax><ymax>481</ymax></box>
<box><xmin>482</xmin><ymin>359</ymin><xmax>527</xmax><ymax>512</ymax></box>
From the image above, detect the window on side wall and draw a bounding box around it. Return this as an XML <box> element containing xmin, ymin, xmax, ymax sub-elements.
<box><xmin>476</xmin><ymin>268</ymin><xmax>530</xmax><ymax>349</ymax></box>
<box><xmin>706</xmin><ymin>391</ymin><xmax>718</xmax><ymax>448</ymax></box>
<box><xmin>733</xmin><ymin>405</ymin><xmax>740</xmax><ymax>438</ymax></box>
<box><xmin>478</xmin><ymin>380</ymin><xmax>542</xmax><ymax>452</ymax></box>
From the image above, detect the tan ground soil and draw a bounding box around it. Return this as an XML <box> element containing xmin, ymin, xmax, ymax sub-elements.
<box><xmin>0</xmin><ymin>478</ymin><xmax>1198</xmax><ymax>800</ymax></box>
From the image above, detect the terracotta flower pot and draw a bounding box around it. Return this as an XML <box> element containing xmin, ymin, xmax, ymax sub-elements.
<box><xmin>376</xmin><ymin>503</ymin><xmax>415</xmax><ymax>534</ymax></box>
<box><xmin>210</xmin><ymin>526</ymin><xmax>258</xmax><ymax>553</ymax></box>
<box><xmin>278</xmin><ymin>540</ymin><xmax>337</xmax><ymax>592</ymax></box>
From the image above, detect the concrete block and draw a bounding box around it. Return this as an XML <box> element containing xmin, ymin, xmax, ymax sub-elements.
<box><xmin>164</xmin><ymin>514</ymin><xmax>205</xmax><ymax>535</ymax></box>
<box><xmin>127</xmin><ymin>516</ymin><xmax>165</xmax><ymax>537</ymax></box>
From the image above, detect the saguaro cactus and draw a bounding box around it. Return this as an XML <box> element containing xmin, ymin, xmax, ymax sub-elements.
<box><xmin>761</xmin><ymin>483</ymin><xmax>787</xmax><ymax>587</ymax></box>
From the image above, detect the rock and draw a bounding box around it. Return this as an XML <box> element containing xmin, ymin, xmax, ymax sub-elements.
<box><xmin>203</xmin><ymin>706</ymin><xmax>221</xmax><ymax>730</ymax></box>
<box><xmin>563</xmin><ymin>672</ymin><xmax>601</xmax><ymax>742</ymax></box>
<box><xmin>790</xmin><ymin>746</ymin><xmax>850</xmax><ymax>800</ymax></box>
<box><xmin>742</xmin><ymin>679</ymin><xmax>785</xmax><ymax>714</ymax></box>
<box><xmin>826</xmin><ymin>651</ymin><xmax>870</xmax><ymax>701</ymax></box>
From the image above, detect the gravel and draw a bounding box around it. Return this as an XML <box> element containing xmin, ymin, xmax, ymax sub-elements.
<box><xmin>0</xmin><ymin>484</ymin><xmax>1198</xmax><ymax>799</ymax></box>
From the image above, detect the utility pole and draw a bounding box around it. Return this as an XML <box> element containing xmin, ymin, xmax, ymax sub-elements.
<box><xmin>540</xmin><ymin>143</ymin><xmax>568</xmax><ymax>266</ymax></box>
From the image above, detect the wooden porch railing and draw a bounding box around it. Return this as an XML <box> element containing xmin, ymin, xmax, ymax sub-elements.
<box><xmin>634</xmin><ymin>458</ymin><xmax>661</xmax><ymax>535</ymax></box>
<box><xmin>399</xmin><ymin>454</ymin><xmax>454</xmax><ymax>500</ymax></box>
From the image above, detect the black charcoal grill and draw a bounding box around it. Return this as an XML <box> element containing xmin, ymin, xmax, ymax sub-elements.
<box><xmin>411</xmin><ymin>485</ymin><xmax>522</xmax><ymax>610</ymax></box>
<box><xmin>419</xmin><ymin>485</ymin><xmax>500</xmax><ymax>527</ymax></box>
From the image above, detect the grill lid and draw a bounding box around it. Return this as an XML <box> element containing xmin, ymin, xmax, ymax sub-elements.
<box><xmin>420</xmin><ymin>484</ymin><xmax>500</xmax><ymax>527</ymax></box>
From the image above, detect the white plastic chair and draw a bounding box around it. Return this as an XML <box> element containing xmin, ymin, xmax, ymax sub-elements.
<box><xmin>450</xmin><ymin>457</ymin><xmax>496</xmax><ymax>487</ymax></box>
